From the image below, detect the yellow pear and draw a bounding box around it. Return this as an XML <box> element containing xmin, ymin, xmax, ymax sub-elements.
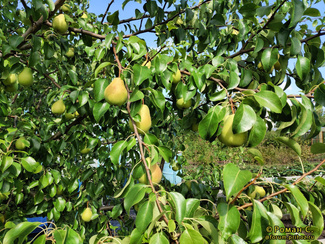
<box><xmin>141</xmin><ymin>60</ymin><xmax>151</xmax><ymax>68</ymax></box>
<box><xmin>18</xmin><ymin>67</ymin><xmax>33</xmax><ymax>87</ymax></box>
<box><xmin>139</xmin><ymin>160</ymin><xmax>162</xmax><ymax>184</ymax></box>
<box><xmin>255</xmin><ymin>186</ymin><xmax>266</xmax><ymax>197</ymax></box>
<box><xmin>104</xmin><ymin>77</ymin><xmax>128</xmax><ymax>106</ymax></box>
<box><xmin>5</xmin><ymin>82</ymin><xmax>18</xmax><ymax>92</ymax></box>
<box><xmin>51</xmin><ymin>99</ymin><xmax>66</xmax><ymax>115</ymax></box>
<box><xmin>176</xmin><ymin>98</ymin><xmax>191</xmax><ymax>109</ymax></box>
<box><xmin>129</xmin><ymin>104</ymin><xmax>151</xmax><ymax>135</ymax></box>
<box><xmin>53</xmin><ymin>14</ymin><xmax>68</xmax><ymax>34</ymax></box>
<box><xmin>65</xmin><ymin>47</ymin><xmax>74</xmax><ymax>58</ymax></box>
<box><xmin>218</xmin><ymin>114</ymin><xmax>248</xmax><ymax>147</ymax></box>
<box><xmin>81</xmin><ymin>207</ymin><xmax>92</xmax><ymax>222</ymax></box>
<box><xmin>81</xmin><ymin>13</ymin><xmax>88</xmax><ymax>19</ymax></box>
<box><xmin>3</xmin><ymin>74</ymin><xmax>17</xmax><ymax>86</ymax></box>
<box><xmin>15</xmin><ymin>137</ymin><xmax>27</xmax><ymax>150</ymax></box>
<box><xmin>172</xmin><ymin>69</ymin><xmax>181</xmax><ymax>84</ymax></box>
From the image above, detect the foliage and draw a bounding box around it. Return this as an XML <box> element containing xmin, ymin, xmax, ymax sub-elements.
<box><xmin>0</xmin><ymin>0</ymin><xmax>325</xmax><ymax>243</ymax></box>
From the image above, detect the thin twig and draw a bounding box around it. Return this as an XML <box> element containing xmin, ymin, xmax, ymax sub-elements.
<box><xmin>101</xmin><ymin>0</ymin><xmax>115</xmax><ymax>25</ymax></box>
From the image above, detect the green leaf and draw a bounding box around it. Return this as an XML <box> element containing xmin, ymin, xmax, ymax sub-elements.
<box><xmin>157</xmin><ymin>146</ymin><xmax>172</xmax><ymax>162</ymax></box>
<box><xmin>289</xmin><ymin>0</ymin><xmax>305</xmax><ymax>28</ymax></box>
<box><xmin>233</xmin><ymin>104</ymin><xmax>256</xmax><ymax>133</ymax></box>
<box><xmin>228</xmin><ymin>71</ymin><xmax>240</xmax><ymax>90</ymax></box>
<box><xmin>275</xmin><ymin>137</ymin><xmax>301</xmax><ymax>156</ymax></box>
<box><xmin>184</xmin><ymin>198</ymin><xmax>200</xmax><ymax>218</ymax></box>
<box><xmin>296</xmin><ymin>56</ymin><xmax>310</xmax><ymax>80</ymax></box>
<box><xmin>247</xmin><ymin>200</ymin><xmax>269</xmax><ymax>243</ymax></box>
<box><xmin>315</xmin><ymin>176</ymin><xmax>325</xmax><ymax>186</ymax></box>
<box><xmin>308</xmin><ymin>202</ymin><xmax>324</xmax><ymax>238</ymax></box>
<box><xmin>266</xmin><ymin>211</ymin><xmax>286</xmax><ymax>243</ymax></box>
<box><xmin>285</xmin><ymin>184</ymin><xmax>308</xmax><ymax>218</ymax></box>
<box><xmin>78</xmin><ymin>91</ymin><xmax>89</xmax><ymax>107</ymax></box>
<box><xmin>217</xmin><ymin>203</ymin><xmax>240</xmax><ymax>240</ymax></box>
<box><xmin>54</xmin><ymin>197</ymin><xmax>66</xmax><ymax>212</ymax></box>
<box><xmin>179</xmin><ymin>228</ymin><xmax>208</xmax><ymax>244</ymax></box>
<box><xmin>283</xmin><ymin>202</ymin><xmax>306</xmax><ymax>227</ymax></box>
<box><xmin>209</xmin><ymin>89</ymin><xmax>227</xmax><ymax>102</ymax></box>
<box><xmin>68</xmin><ymin>70</ymin><xmax>78</xmax><ymax>85</ymax></box>
<box><xmin>93</xmin><ymin>102</ymin><xmax>110</xmax><ymax>122</ymax></box>
<box><xmin>21</xmin><ymin>157</ymin><xmax>42</xmax><ymax>173</ymax></box>
<box><xmin>130</xmin><ymin>228</ymin><xmax>143</xmax><ymax>244</ymax></box>
<box><xmin>149</xmin><ymin>232</ymin><xmax>169</xmax><ymax>244</ymax></box>
<box><xmin>314</xmin><ymin>84</ymin><xmax>325</xmax><ymax>106</ymax></box>
<box><xmin>124</xmin><ymin>184</ymin><xmax>147</xmax><ymax>214</ymax></box>
<box><xmin>3</xmin><ymin>222</ymin><xmax>41</xmax><ymax>244</ymax></box>
<box><xmin>247</xmin><ymin>148</ymin><xmax>265</xmax><ymax>165</ymax></box>
<box><xmin>133</xmin><ymin>64</ymin><xmax>152</xmax><ymax>86</ymax></box>
<box><xmin>110</xmin><ymin>140</ymin><xmax>128</xmax><ymax>165</ymax></box>
<box><xmin>168</xmin><ymin>192</ymin><xmax>186</xmax><ymax>224</ymax></box>
<box><xmin>248</xmin><ymin>117</ymin><xmax>267</xmax><ymax>147</ymax></box>
<box><xmin>261</xmin><ymin>48</ymin><xmax>278</xmax><ymax>73</ymax></box>
<box><xmin>198</xmin><ymin>105</ymin><xmax>225</xmax><ymax>140</ymax></box>
<box><xmin>1</xmin><ymin>156</ymin><xmax>13</xmax><ymax>172</ymax></box>
<box><xmin>33</xmin><ymin>234</ymin><xmax>46</xmax><ymax>244</ymax></box>
<box><xmin>290</xmin><ymin>37</ymin><xmax>302</xmax><ymax>56</ymax></box>
<box><xmin>223</xmin><ymin>163</ymin><xmax>252</xmax><ymax>200</ymax></box>
<box><xmin>304</xmin><ymin>8</ymin><xmax>320</xmax><ymax>17</ymax></box>
<box><xmin>135</xmin><ymin>201</ymin><xmax>154</xmax><ymax>233</ymax></box>
<box><xmin>254</xmin><ymin>90</ymin><xmax>282</xmax><ymax>113</ymax></box>
<box><xmin>94</xmin><ymin>78</ymin><xmax>109</xmax><ymax>102</ymax></box>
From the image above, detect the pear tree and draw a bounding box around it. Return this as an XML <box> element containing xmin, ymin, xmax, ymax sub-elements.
<box><xmin>0</xmin><ymin>0</ymin><xmax>325</xmax><ymax>243</ymax></box>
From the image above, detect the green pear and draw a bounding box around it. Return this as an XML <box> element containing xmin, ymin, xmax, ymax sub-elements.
<box><xmin>51</xmin><ymin>99</ymin><xmax>66</xmax><ymax>115</ymax></box>
<box><xmin>4</xmin><ymin>82</ymin><xmax>18</xmax><ymax>92</ymax></box>
<box><xmin>81</xmin><ymin>207</ymin><xmax>92</xmax><ymax>222</ymax></box>
<box><xmin>65</xmin><ymin>112</ymin><xmax>75</xmax><ymax>120</ymax></box>
<box><xmin>104</xmin><ymin>77</ymin><xmax>128</xmax><ymax>106</ymax></box>
<box><xmin>218</xmin><ymin>114</ymin><xmax>248</xmax><ymax>147</ymax></box>
<box><xmin>176</xmin><ymin>98</ymin><xmax>191</xmax><ymax>109</ymax></box>
<box><xmin>80</xmin><ymin>147</ymin><xmax>91</xmax><ymax>154</ymax></box>
<box><xmin>61</xmin><ymin>4</ymin><xmax>70</xmax><ymax>13</ymax></box>
<box><xmin>139</xmin><ymin>159</ymin><xmax>162</xmax><ymax>184</ymax></box>
<box><xmin>15</xmin><ymin>137</ymin><xmax>27</xmax><ymax>150</ymax></box>
<box><xmin>53</xmin><ymin>14</ymin><xmax>68</xmax><ymax>34</ymax></box>
<box><xmin>3</xmin><ymin>74</ymin><xmax>17</xmax><ymax>86</ymax></box>
<box><xmin>18</xmin><ymin>67</ymin><xmax>33</xmax><ymax>87</ymax></box>
<box><xmin>172</xmin><ymin>69</ymin><xmax>181</xmax><ymax>84</ymax></box>
<box><xmin>65</xmin><ymin>47</ymin><xmax>74</xmax><ymax>58</ymax></box>
<box><xmin>129</xmin><ymin>104</ymin><xmax>152</xmax><ymax>135</ymax></box>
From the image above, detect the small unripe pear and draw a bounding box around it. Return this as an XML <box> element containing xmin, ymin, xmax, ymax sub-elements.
<box><xmin>81</xmin><ymin>207</ymin><xmax>92</xmax><ymax>222</ymax></box>
<box><xmin>104</xmin><ymin>78</ymin><xmax>128</xmax><ymax>106</ymax></box>
<box><xmin>176</xmin><ymin>98</ymin><xmax>191</xmax><ymax>109</ymax></box>
<box><xmin>15</xmin><ymin>137</ymin><xmax>27</xmax><ymax>150</ymax></box>
<box><xmin>129</xmin><ymin>104</ymin><xmax>151</xmax><ymax>135</ymax></box>
<box><xmin>65</xmin><ymin>47</ymin><xmax>74</xmax><ymax>58</ymax></box>
<box><xmin>65</xmin><ymin>113</ymin><xmax>75</xmax><ymax>120</ymax></box>
<box><xmin>3</xmin><ymin>74</ymin><xmax>17</xmax><ymax>86</ymax></box>
<box><xmin>5</xmin><ymin>82</ymin><xmax>18</xmax><ymax>92</ymax></box>
<box><xmin>172</xmin><ymin>69</ymin><xmax>181</xmax><ymax>84</ymax></box>
<box><xmin>18</xmin><ymin>67</ymin><xmax>33</xmax><ymax>87</ymax></box>
<box><xmin>53</xmin><ymin>14</ymin><xmax>68</xmax><ymax>34</ymax></box>
<box><xmin>51</xmin><ymin>99</ymin><xmax>66</xmax><ymax>115</ymax></box>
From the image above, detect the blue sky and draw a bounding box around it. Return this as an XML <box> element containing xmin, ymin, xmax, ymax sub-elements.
<box><xmin>88</xmin><ymin>1</ymin><xmax>324</xmax><ymax>97</ymax></box>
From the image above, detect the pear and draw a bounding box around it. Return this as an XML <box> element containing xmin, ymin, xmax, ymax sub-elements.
<box><xmin>61</xmin><ymin>4</ymin><xmax>70</xmax><ymax>13</ymax></box>
<box><xmin>65</xmin><ymin>113</ymin><xmax>75</xmax><ymax>120</ymax></box>
<box><xmin>18</xmin><ymin>67</ymin><xmax>33</xmax><ymax>87</ymax></box>
<box><xmin>81</xmin><ymin>207</ymin><xmax>92</xmax><ymax>222</ymax></box>
<box><xmin>218</xmin><ymin>114</ymin><xmax>248</xmax><ymax>147</ymax></box>
<box><xmin>104</xmin><ymin>77</ymin><xmax>128</xmax><ymax>106</ymax></box>
<box><xmin>51</xmin><ymin>99</ymin><xmax>66</xmax><ymax>115</ymax></box>
<box><xmin>4</xmin><ymin>82</ymin><xmax>18</xmax><ymax>92</ymax></box>
<box><xmin>141</xmin><ymin>60</ymin><xmax>151</xmax><ymax>69</ymax></box>
<box><xmin>3</xmin><ymin>74</ymin><xmax>17</xmax><ymax>86</ymax></box>
<box><xmin>129</xmin><ymin>104</ymin><xmax>151</xmax><ymax>135</ymax></box>
<box><xmin>81</xmin><ymin>13</ymin><xmax>88</xmax><ymax>19</ymax></box>
<box><xmin>176</xmin><ymin>17</ymin><xmax>183</xmax><ymax>25</ymax></box>
<box><xmin>176</xmin><ymin>98</ymin><xmax>191</xmax><ymax>109</ymax></box>
<box><xmin>15</xmin><ymin>137</ymin><xmax>27</xmax><ymax>150</ymax></box>
<box><xmin>65</xmin><ymin>47</ymin><xmax>74</xmax><ymax>58</ymax></box>
<box><xmin>80</xmin><ymin>147</ymin><xmax>91</xmax><ymax>154</ymax></box>
<box><xmin>172</xmin><ymin>69</ymin><xmax>181</xmax><ymax>84</ymax></box>
<box><xmin>53</xmin><ymin>14</ymin><xmax>68</xmax><ymax>34</ymax></box>
<box><xmin>139</xmin><ymin>159</ymin><xmax>162</xmax><ymax>184</ymax></box>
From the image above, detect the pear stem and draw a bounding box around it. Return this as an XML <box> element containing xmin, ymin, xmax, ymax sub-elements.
<box><xmin>124</xmin><ymin>83</ymin><xmax>169</xmax><ymax>226</ymax></box>
<box><xmin>112</xmin><ymin>45</ymin><xmax>122</xmax><ymax>77</ymax></box>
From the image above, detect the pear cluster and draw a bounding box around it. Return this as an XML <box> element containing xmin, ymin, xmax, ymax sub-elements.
<box><xmin>2</xmin><ymin>74</ymin><xmax>19</xmax><ymax>92</ymax></box>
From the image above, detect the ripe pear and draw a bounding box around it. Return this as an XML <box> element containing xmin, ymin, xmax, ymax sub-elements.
<box><xmin>104</xmin><ymin>78</ymin><xmax>128</xmax><ymax>106</ymax></box>
<box><xmin>15</xmin><ymin>137</ymin><xmax>27</xmax><ymax>150</ymax></box>
<box><xmin>139</xmin><ymin>161</ymin><xmax>162</xmax><ymax>184</ymax></box>
<box><xmin>129</xmin><ymin>104</ymin><xmax>152</xmax><ymax>135</ymax></box>
<box><xmin>3</xmin><ymin>74</ymin><xmax>17</xmax><ymax>86</ymax></box>
<box><xmin>18</xmin><ymin>67</ymin><xmax>33</xmax><ymax>87</ymax></box>
<box><xmin>65</xmin><ymin>47</ymin><xmax>74</xmax><ymax>58</ymax></box>
<box><xmin>218</xmin><ymin>114</ymin><xmax>248</xmax><ymax>147</ymax></box>
<box><xmin>53</xmin><ymin>14</ymin><xmax>68</xmax><ymax>34</ymax></box>
<box><xmin>255</xmin><ymin>186</ymin><xmax>266</xmax><ymax>197</ymax></box>
<box><xmin>172</xmin><ymin>69</ymin><xmax>181</xmax><ymax>84</ymax></box>
<box><xmin>176</xmin><ymin>98</ymin><xmax>191</xmax><ymax>109</ymax></box>
<box><xmin>81</xmin><ymin>13</ymin><xmax>88</xmax><ymax>19</ymax></box>
<box><xmin>4</xmin><ymin>82</ymin><xmax>18</xmax><ymax>92</ymax></box>
<box><xmin>141</xmin><ymin>60</ymin><xmax>151</xmax><ymax>69</ymax></box>
<box><xmin>51</xmin><ymin>99</ymin><xmax>66</xmax><ymax>115</ymax></box>
<box><xmin>81</xmin><ymin>207</ymin><xmax>92</xmax><ymax>222</ymax></box>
